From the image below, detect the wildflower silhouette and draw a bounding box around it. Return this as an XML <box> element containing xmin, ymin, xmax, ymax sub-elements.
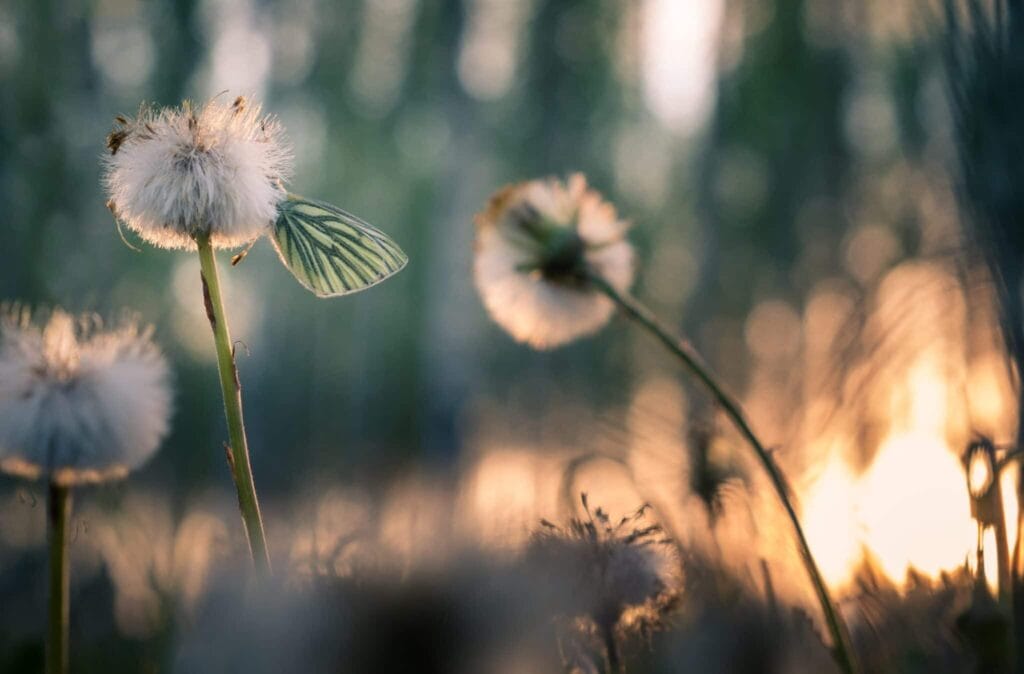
<box><xmin>103</xmin><ymin>96</ymin><xmax>406</xmax><ymax>571</ymax></box>
<box><xmin>0</xmin><ymin>306</ymin><xmax>172</xmax><ymax>674</ymax></box>
<box><xmin>473</xmin><ymin>174</ymin><xmax>858</xmax><ymax>674</ymax></box>
<box><xmin>528</xmin><ymin>496</ymin><xmax>673</xmax><ymax>674</ymax></box>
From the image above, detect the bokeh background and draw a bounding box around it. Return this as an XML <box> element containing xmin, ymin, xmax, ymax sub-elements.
<box><xmin>0</xmin><ymin>0</ymin><xmax>1014</xmax><ymax>671</ymax></box>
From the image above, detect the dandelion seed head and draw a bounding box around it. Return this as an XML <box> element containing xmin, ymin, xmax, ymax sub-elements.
<box><xmin>474</xmin><ymin>174</ymin><xmax>634</xmax><ymax>349</ymax></box>
<box><xmin>527</xmin><ymin>498</ymin><xmax>672</xmax><ymax>633</ymax></box>
<box><xmin>103</xmin><ymin>96</ymin><xmax>293</xmax><ymax>250</ymax></box>
<box><xmin>0</xmin><ymin>306</ymin><xmax>172</xmax><ymax>485</ymax></box>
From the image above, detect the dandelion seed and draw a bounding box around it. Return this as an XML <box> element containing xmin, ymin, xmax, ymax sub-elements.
<box><xmin>0</xmin><ymin>306</ymin><xmax>172</xmax><ymax>485</ymax></box>
<box><xmin>474</xmin><ymin>173</ymin><xmax>634</xmax><ymax>349</ymax></box>
<box><xmin>103</xmin><ymin>97</ymin><xmax>293</xmax><ymax>250</ymax></box>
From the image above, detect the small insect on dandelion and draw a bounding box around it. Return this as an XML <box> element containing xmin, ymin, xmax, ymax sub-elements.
<box><xmin>473</xmin><ymin>173</ymin><xmax>634</xmax><ymax>349</ymax></box>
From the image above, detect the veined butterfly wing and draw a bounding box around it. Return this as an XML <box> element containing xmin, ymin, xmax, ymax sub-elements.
<box><xmin>271</xmin><ymin>195</ymin><xmax>407</xmax><ymax>297</ymax></box>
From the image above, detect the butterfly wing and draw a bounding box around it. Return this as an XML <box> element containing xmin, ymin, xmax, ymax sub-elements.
<box><xmin>271</xmin><ymin>195</ymin><xmax>407</xmax><ymax>297</ymax></box>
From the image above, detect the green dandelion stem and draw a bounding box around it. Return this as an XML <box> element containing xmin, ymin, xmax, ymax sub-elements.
<box><xmin>46</xmin><ymin>482</ymin><xmax>70</xmax><ymax>674</ymax></box>
<box><xmin>197</xmin><ymin>236</ymin><xmax>271</xmax><ymax>573</ymax></box>
<box><xmin>588</xmin><ymin>271</ymin><xmax>859</xmax><ymax>674</ymax></box>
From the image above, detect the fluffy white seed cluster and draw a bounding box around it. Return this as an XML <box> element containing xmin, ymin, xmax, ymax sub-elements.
<box><xmin>474</xmin><ymin>173</ymin><xmax>634</xmax><ymax>349</ymax></box>
<box><xmin>0</xmin><ymin>307</ymin><xmax>172</xmax><ymax>485</ymax></box>
<box><xmin>103</xmin><ymin>96</ymin><xmax>293</xmax><ymax>250</ymax></box>
<box><xmin>527</xmin><ymin>500</ymin><xmax>671</xmax><ymax>633</ymax></box>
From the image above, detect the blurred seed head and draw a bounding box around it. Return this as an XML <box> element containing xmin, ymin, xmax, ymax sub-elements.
<box><xmin>474</xmin><ymin>173</ymin><xmax>634</xmax><ymax>349</ymax></box>
<box><xmin>0</xmin><ymin>305</ymin><xmax>172</xmax><ymax>485</ymax></box>
<box><xmin>103</xmin><ymin>96</ymin><xmax>293</xmax><ymax>250</ymax></box>
<box><xmin>526</xmin><ymin>495</ymin><xmax>675</xmax><ymax>636</ymax></box>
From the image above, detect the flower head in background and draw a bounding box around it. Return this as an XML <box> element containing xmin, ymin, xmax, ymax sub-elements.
<box><xmin>474</xmin><ymin>173</ymin><xmax>634</xmax><ymax>349</ymax></box>
<box><xmin>0</xmin><ymin>307</ymin><xmax>172</xmax><ymax>485</ymax></box>
<box><xmin>526</xmin><ymin>495</ymin><xmax>674</xmax><ymax>636</ymax></box>
<box><xmin>104</xmin><ymin>96</ymin><xmax>293</xmax><ymax>250</ymax></box>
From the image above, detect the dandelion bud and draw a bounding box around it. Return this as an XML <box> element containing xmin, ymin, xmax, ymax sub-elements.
<box><xmin>0</xmin><ymin>307</ymin><xmax>172</xmax><ymax>485</ymax></box>
<box><xmin>474</xmin><ymin>174</ymin><xmax>634</xmax><ymax>349</ymax></box>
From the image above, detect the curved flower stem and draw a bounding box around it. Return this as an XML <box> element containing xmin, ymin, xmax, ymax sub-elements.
<box><xmin>47</xmin><ymin>482</ymin><xmax>70</xmax><ymax>674</ymax></box>
<box><xmin>587</xmin><ymin>271</ymin><xmax>859</xmax><ymax>674</ymax></box>
<box><xmin>196</xmin><ymin>236</ymin><xmax>271</xmax><ymax>572</ymax></box>
<box><xmin>602</xmin><ymin>622</ymin><xmax>622</xmax><ymax>674</ymax></box>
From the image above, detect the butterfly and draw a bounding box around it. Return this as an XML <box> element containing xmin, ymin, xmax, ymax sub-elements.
<box><xmin>270</xmin><ymin>195</ymin><xmax>408</xmax><ymax>297</ymax></box>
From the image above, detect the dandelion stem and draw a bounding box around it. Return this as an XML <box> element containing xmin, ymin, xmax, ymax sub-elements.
<box><xmin>602</xmin><ymin>622</ymin><xmax>622</xmax><ymax>674</ymax></box>
<box><xmin>196</xmin><ymin>236</ymin><xmax>271</xmax><ymax>572</ymax></box>
<box><xmin>588</xmin><ymin>272</ymin><xmax>859</xmax><ymax>674</ymax></box>
<box><xmin>46</xmin><ymin>482</ymin><xmax>70</xmax><ymax>674</ymax></box>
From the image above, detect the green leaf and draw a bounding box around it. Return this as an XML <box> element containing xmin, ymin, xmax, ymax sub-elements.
<box><xmin>271</xmin><ymin>194</ymin><xmax>408</xmax><ymax>297</ymax></box>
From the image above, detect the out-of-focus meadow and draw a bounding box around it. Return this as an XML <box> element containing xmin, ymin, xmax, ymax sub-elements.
<box><xmin>0</xmin><ymin>0</ymin><xmax>1015</xmax><ymax>671</ymax></box>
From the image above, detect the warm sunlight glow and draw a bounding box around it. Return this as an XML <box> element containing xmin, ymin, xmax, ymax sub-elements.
<box><xmin>642</xmin><ymin>0</ymin><xmax>723</xmax><ymax>134</ymax></box>
<box><xmin>983</xmin><ymin>526</ymin><xmax>999</xmax><ymax>587</ymax></box>
<box><xmin>968</xmin><ymin>449</ymin><xmax>994</xmax><ymax>499</ymax></box>
<box><xmin>460</xmin><ymin>448</ymin><xmax>556</xmax><ymax>549</ymax></box>
<box><xmin>858</xmin><ymin>430</ymin><xmax>975</xmax><ymax>582</ymax></box>
<box><xmin>802</xmin><ymin>454</ymin><xmax>861</xmax><ymax>587</ymax></box>
<box><xmin>968</xmin><ymin>351</ymin><xmax>1016</xmax><ymax>435</ymax></box>
<box><xmin>803</xmin><ymin>356</ymin><xmax>999</xmax><ymax>589</ymax></box>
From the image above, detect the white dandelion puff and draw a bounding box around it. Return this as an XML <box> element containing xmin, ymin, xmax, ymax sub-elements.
<box><xmin>473</xmin><ymin>173</ymin><xmax>634</xmax><ymax>349</ymax></box>
<box><xmin>0</xmin><ymin>306</ymin><xmax>172</xmax><ymax>486</ymax></box>
<box><xmin>527</xmin><ymin>498</ymin><xmax>673</xmax><ymax>631</ymax></box>
<box><xmin>103</xmin><ymin>96</ymin><xmax>293</xmax><ymax>250</ymax></box>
